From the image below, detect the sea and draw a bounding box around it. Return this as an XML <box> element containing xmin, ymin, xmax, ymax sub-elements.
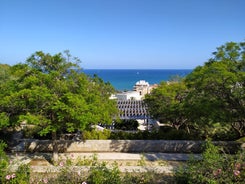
<box><xmin>83</xmin><ymin>69</ymin><xmax>192</xmax><ymax>91</ymax></box>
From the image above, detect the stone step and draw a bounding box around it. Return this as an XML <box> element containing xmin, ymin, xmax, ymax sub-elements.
<box><xmin>59</xmin><ymin>152</ymin><xmax>201</xmax><ymax>161</ymax></box>
<box><xmin>8</xmin><ymin>152</ymin><xmax>198</xmax><ymax>173</ymax></box>
<box><xmin>29</xmin><ymin>165</ymin><xmax>176</xmax><ymax>174</ymax></box>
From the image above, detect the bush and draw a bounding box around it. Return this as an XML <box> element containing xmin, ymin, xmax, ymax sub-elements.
<box><xmin>83</xmin><ymin>129</ymin><xmax>111</xmax><ymax>140</ymax></box>
<box><xmin>8</xmin><ymin>164</ymin><xmax>30</xmax><ymax>184</ymax></box>
<box><xmin>197</xmin><ymin>123</ymin><xmax>239</xmax><ymax>141</ymax></box>
<box><xmin>0</xmin><ymin>140</ymin><xmax>30</xmax><ymax>184</ymax></box>
<box><xmin>76</xmin><ymin>125</ymin><xmax>237</xmax><ymax>141</ymax></box>
<box><xmin>121</xmin><ymin>172</ymin><xmax>163</xmax><ymax>184</ymax></box>
<box><xmin>88</xmin><ymin>162</ymin><xmax>121</xmax><ymax>184</ymax></box>
<box><xmin>114</xmin><ymin>119</ymin><xmax>139</xmax><ymax>131</ymax></box>
<box><xmin>0</xmin><ymin>141</ymin><xmax>9</xmax><ymax>183</ymax></box>
<box><xmin>175</xmin><ymin>141</ymin><xmax>245</xmax><ymax>183</ymax></box>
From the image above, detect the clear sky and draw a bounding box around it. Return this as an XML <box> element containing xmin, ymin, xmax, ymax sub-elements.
<box><xmin>0</xmin><ymin>0</ymin><xmax>244</xmax><ymax>69</ymax></box>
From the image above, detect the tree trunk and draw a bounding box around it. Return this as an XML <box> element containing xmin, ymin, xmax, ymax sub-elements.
<box><xmin>232</xmin><ymin>121</ymin><xmax>245</xmax><ymax>137</ymax></box>
<box><xmin>52</xmin><ymin>131</ymin><xmax>59</xmax><ymax>164</ymax></box>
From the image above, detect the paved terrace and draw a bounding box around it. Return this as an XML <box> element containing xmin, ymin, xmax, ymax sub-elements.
<box><xmin>8</xmin><ymin>152</ymin><xmax>201</xmax><ymax>174</ymax></box>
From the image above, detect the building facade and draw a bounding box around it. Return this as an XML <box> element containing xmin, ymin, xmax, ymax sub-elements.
<box><xmin>110</xmin><ymin>80</ymin><xmax>158</xmax><ymax>130</ymax></box>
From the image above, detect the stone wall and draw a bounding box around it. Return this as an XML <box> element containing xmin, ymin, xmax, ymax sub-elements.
<box><xmin>13</xmin><ymin>140</ymin><xmax>242</xmax><ymax>154</ymax></box>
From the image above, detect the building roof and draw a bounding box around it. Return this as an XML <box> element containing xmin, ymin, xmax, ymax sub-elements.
<box><xmin>117</xmin><ymin>100</ymin><xmax>149</xmax><ymax>119</ymax></box>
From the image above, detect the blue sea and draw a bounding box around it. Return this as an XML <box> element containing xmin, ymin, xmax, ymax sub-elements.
<box><xmin>83</xmin><ymin>69</ymin><xmax>192</xmax><ymax>91</ymax></box>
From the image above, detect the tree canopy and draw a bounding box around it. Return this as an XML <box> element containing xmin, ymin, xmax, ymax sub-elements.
<box><xmin>0</xmin><ymin>51</ymin><xmax>118</xmax><ymax>136</ymax></box>
<box><xmin>145</xmin><ymin>41</ymin><xmax>245</xmax><ymax>139</ymax></box>
<box><xmin>185</xmin><ymin>41</ymin><xmax>245</xmax><ymax>137</ymax></box>
<box><xmin>144</xmin><ymin>81</ymin><xmax>188</xmax><ymax>130</ymax></box>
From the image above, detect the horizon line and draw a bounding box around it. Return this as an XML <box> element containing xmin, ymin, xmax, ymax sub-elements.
<box><xmin>83</xmin><ymin>68</ymin><xmax>194</xmax><ymax>70</ymax></box>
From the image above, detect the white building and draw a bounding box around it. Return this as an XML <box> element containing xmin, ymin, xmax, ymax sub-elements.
<box><xmin>113</xmin><ymin>91</ymin><xmax>141</xmax><ymax>100</ymax></box>
<box><xmin>109</xmin><ymin>80</ymin><xmax>159</xmax><ymax>131</ymax></box>
<box><xmin>110</xmin><ymin>80</ymin><xmax>157</xmax><ymax>100</ymax></box>
<box><xmin>134</xmin><ymin>80</ymin><xmax>152</xmax><ymax>97</ymax></box>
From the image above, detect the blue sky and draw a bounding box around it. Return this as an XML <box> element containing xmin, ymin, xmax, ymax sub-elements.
<box><xmin>0</xmin><ymin>0</ymin><xmax>244</xmax><ymax>69</ymax></box>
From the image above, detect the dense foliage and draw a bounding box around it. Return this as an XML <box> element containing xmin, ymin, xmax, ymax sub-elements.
<box><xmin>144</xmin><ymin>81</ymin><xmax>188</xmax><ymax>131</ymax></box>
<box><xmin>145</xmin><ymin>41</ymin><xmax>245</xmax><ymax>140</ymax></box>
<box><xmin>114</xmin><ymin>119</ymin><xmax>139</xmax><ymax>131</ymax></box>
<box><xmin>175</xmin><ymin>141</ymin><xmax>245</xmax><ymax>183</ymax></box>
<box><xmin>0</xmin><ymin>51</ymin><xmax>118</xmax><ymax>161</ymax></box>
<box><xmin>185</xmin><ymin>42</ymin><xmax>245</xmax><ymax>137</ymax></box>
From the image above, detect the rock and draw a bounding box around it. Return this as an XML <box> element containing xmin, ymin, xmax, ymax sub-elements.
<box><xmin>29</xmin><ymin>158</ymin><xmax>50</xmax><ymax>166</ymax></box>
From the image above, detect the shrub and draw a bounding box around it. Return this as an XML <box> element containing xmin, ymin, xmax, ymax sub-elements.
<box><xmin>79</xmin><ymin>125</ymin><xmax>237</xmax><ymax>141</ymax></box>
<box><xmin>87</xmin><ymin>162</ymin><xmax>121</xmax><ymax>184</ymax></box>
<box><xmin>0</xmin><ymin>141</ymin><xmax>9</xmax><ymax>183</ymax></box>
<box><xmin>175</xmin><ymin>141</ymin><xmax>245</xmax><ymax>183</ymax></box>
<box><xmin>6</xmin><ymin>164</ymin><xmax>30</xmax><ymax>184</ymax></box>
<box><xmin>0</xmin><ymin>140</ymin><xmax>30</xmax><ymax>184</ymax></box>
<box><xmin>83</xmin><ymin>129</ymin><xmax>111</xmax><ymax>140</ymax></box>
<box><xmin>122</xmin><ymin>172</ymin><xmax>162</xmax><ymax>184</ymax></box>
<box><xmin>114</xmin><ymin>119</ymin><xmax>139</xmax><ymax>131</ymax></box>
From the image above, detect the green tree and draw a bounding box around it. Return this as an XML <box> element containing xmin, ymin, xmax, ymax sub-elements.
<box><xmin>185</xmin><ymin>41</ymin><xmax>245</xmax><ymax>138</ymax></box>
<box><xmin>0</xmin><ymin>64</ymin><xmax>12</xmax><ymax>130</ymax></box>
<box><xmin>144</xmin><ymin>81</ymin><xmax>189</xmax><ymax>131</ymax></box>
<box><xmin>0</xmin><ymin>64</ymin><xmax>11</xmax><ymax>84</ymax></box>
<box><xmin>0</xmin><ymin>51</ymin><xmax>118</xmax><ymax>162</ymax></box>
